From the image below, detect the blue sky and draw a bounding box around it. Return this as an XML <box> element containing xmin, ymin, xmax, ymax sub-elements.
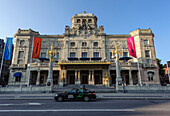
<box><xmin>0</xmin><ymin>0</ymin><xmax>169</xmax><ymax>64</ymax></box>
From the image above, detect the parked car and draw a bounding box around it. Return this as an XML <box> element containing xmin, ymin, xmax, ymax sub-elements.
<box><xmin>54</xmin><ymin>88</ymin><xmax>96</xmax><ymax>102</ymax></box>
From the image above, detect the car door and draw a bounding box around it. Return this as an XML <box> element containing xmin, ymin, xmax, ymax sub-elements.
<box><xmin>76</xmin><ymin>89</ymin><xmax>84</xmax><ymax>99</ymax></box>
<box><xmin>68</xmin><ymin>89</ymin><xmax>77</xmax><ymax>99</ymax></box>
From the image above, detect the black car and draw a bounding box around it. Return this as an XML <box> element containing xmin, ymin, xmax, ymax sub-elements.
<box><xmin>54</xmin><ymin>88</ymin><xmax>96</xmax><ymax>102</ymax></box>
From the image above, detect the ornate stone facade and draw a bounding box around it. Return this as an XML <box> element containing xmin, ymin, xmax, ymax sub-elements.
<box><xmin>8</xmin><ymin>12</ymin><xmax>160</xmax><ymax>86</ymax></box>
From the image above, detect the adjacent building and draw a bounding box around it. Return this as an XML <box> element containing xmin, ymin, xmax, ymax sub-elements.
<box><xmin>0</xmin><ymin>39</ymin><xmax>12</xmax><ymax>86</ymax></box>
<box><xmin>8</xmin><ymin>11</ymin><xmax>160</xmax><ymax>86</ymax></box>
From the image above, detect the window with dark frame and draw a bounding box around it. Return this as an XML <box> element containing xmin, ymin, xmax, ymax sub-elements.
<box><xmin>145</xmin><ymin>50</ymin><xmax>150</xmax><ymax>57</ymax></box>
<box><xmin>93</xmin><ymin>52</ymin><xmax>99</xmax><ymax>58</ymax></box>
<box><xmin>82</xmin><ymin>52</ymin><xmax>87</xmax><ymax>58</ymax></box>
<box><xmin>82</xmin><ymin>42</ymin><xmax>87</xmax><ymax>47</ymax></box>
<box><xmin>70</xmin><ymin>52</ymin><xmax>76</xmax><ymax>58</ymax></box>
<box><xmin>41</xmin><ymin>52</ymin><xmax>46</xmax><ymax>58</ymax></box>
<box><xmin>88</xmin><ymin>19</ymin><xmax>92</xmax><ymax>23</ymax></box>
<box><xmin>70</xmin><ymin>42</ymin><xmax>75</xmax><ymax>47</ymax></box>
<box><xmin>20</xmin><ymin>40</ymin><xmax>25</xmax><ymax>46</ymax></box>
<box><xmin>123</xmin><ymin>52</ymin><xmax>128</xmax><ymax>57</ymax></box>
<box><xmin>18</xmin><ymin>51</ymin><xmax>24</xmax><ymax>58</ymax></box>
<box><xmin>144</xmin><ymin>40</ymin><xmax>149</xmax><ymax>45</ymax></box>
<box><xmin>93</xmin><ymin>42</ymin><xmax>98</xmax><ymax>47</ymax></box>
<box><xmin>77</xmin><ymin>19</ymin><xmax>80</xmax><ymax>23</ymax></box>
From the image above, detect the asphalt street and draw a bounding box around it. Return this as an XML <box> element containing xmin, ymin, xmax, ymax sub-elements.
<box><xmin>0</xmin><ymin>99</ymin><xmax>170</xmax><ymax>116</ymax></box>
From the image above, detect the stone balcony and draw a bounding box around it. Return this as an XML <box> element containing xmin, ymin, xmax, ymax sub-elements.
<box><xmin>58</xmin><ymin>60</ymin><xmax>111</xmax><ymax>65</ymax></box>
<box><xmin>10</xmin><ymin>64</ymin><xmax>27</xmax><ymax>69</ymax></box>
<box><xmin>143</xmin><ymin>63</ymin><xmax>157</xmax><ymax>68</ymax></box>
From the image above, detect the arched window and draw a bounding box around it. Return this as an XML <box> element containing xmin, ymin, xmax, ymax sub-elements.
<box><xmin>88</xmin><ymin>19</ymin><xmax>92</xmax><ymax>23</ymax></box>
<box><xmin>82</xmin><ymin>42</ymin><xmax>87</xmax><ymax>47</ymax></box>
<box><xmin>77</xmin><ymin>19</ymin><xmax>80</xmax><ymax>23</ymax></box>
<box><xmin>70</xmin><ymin>42</ymin><xmax>75</xmax><ymax>47</ymax></box>
<box><xmin>83</xmin><ymin>19</ymin><xmax>86</xmax><ymax>23</ymax></box>
<box><xmin>20</xmin><ymin>40</ymin><xmax>25</xmax><ymax>46</ymax></box>
<box><xmin>93</xmin><ymin>42</ymin><xmax>98</xmax><ymax>47</ymax></box>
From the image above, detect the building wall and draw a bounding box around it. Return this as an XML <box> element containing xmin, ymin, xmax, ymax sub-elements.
<box><xmin>9</xmin><ymin>12</ymin><xmax>160</xmax><ymax>86</ymax></box>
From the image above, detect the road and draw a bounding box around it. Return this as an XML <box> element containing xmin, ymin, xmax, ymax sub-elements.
<box><xmin>0</xmin><ymin>99</ymin><xmax>170</xmax><ymax>116</ymax></box>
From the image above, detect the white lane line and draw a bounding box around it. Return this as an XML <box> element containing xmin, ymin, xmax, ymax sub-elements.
<box><xmin>0</xmin><ymin>103</ymin><xmax>42</xmax><ymax>106</ymax></box>
<box><xmin>0</xmin><ymin>109</ymin><xmax>135</xmax><ymax>112</ymax></box>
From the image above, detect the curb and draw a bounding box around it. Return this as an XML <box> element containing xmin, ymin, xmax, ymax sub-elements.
<box><xmin>1</xmin><ymin>97</ymin><xmax>170</xmax><ymax>100</ymax></box>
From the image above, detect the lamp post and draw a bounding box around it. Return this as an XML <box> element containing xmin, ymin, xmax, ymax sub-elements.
<box><xmin>112</xmin><ymin>44</ymin><xmax>122</xmax><ymax>90</ymax></box>
<box><xmin>46</xmin><ymin>44</ymin><xmax>57</xmax><ymax>87</ymax></box>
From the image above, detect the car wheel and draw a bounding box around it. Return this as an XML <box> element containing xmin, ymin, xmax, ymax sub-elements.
<box><xmin>57</xmin><ymin>96</ymin><xmax>63</xmax><ymax>102</ymax></box>
<box><xmin>84</xmin><ymin>96</ymin><xmax>90</xmax><ymax>102</ymax></box>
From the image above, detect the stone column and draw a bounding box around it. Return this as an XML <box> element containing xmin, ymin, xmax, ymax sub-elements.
<box><xmin>102</xmin><ymin>70</ymin><xmax>106</xmax><ymax>86</ymax></box>
<box><xmin>59</xmin><ymin>71</ymin><xmax>64</xmax><ymax>87</ymax></box>
<box><xmin>64</xmin><ymin>70</ymin><xmax>67</xmax><ymax>85</ymax></box>
<box><xmin>76</xmin><ymin>70</ymin><xmax>80</xmax><ymax>84</ymax></box>
<box><xmin>89</xmin><ymin>70</ymin><xmax>92</xmax><ymax>85</ymax></box>
<box><xmin>129</xmin><ymin>70</ymin><xmax>133</xmax><ymax>85</ymax></box>
<box><xmin>36</xmin><ymin>70</ymin><xmax>40</xmax><ymax>85</ymax></box>
<box><xmin>90</xmin><ymin>70</ymin><xmax>95</xmax><ymax>85</ymax></box>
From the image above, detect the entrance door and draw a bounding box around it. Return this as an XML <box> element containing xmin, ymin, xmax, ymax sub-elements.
<box><xmin>81</xmin><ymin>75</ymin><xmax>88</xmax><ymax>84</ymax></box>
<box><xmin>67</xmin><ymin>71</ymin><xmax>75</xmax><ymax>84</ymax></box>
<box><xmin>110</xmin><ymin>70</ymin><xmax>116</xmax><ymax>84</ymax></box>
<box><xmin>69</xmin><ymin>75</ymin><xmax>75</xmax><ymax>84</ymax></box>
<box><xmin>94</xmin><ymin>70</ymin><xmax>102</xmax><ymax>85</ymax></box>
<box><xmin>80</xmin><ymin>70</ymin><xmax>89</xmax><ymax>84</ymax></box>
<box><xmin>53</xmin><ymin>71</ymin><xmax>59</xmax><ymax>85</ymax></box>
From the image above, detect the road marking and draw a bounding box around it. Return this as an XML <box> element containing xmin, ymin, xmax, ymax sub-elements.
<box><xmin>0</xmin><ymin>109</ymin><xmax>135</xmax><ymax>112</ymax></box>
<box><xmin>0</xmin><ymin>103</ymin><xmax>42</xmax><ymax>106</ymax></box>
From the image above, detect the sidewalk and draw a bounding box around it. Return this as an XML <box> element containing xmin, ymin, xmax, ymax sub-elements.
<box><xmin>1</xmin><ymin>93</ymin><xmax>170</xmax><ymax>100</ymax></box>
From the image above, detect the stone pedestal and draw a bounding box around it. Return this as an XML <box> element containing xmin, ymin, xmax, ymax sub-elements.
<box><xmin>36</xmin><ymin>70</ymin><xmax>40</xmax><ymax>85</ymax></box>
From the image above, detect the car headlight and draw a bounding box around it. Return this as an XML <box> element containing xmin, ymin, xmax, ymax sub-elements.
<box><xmin>55</xmin><ymin>94</ymin><xmax>58</xmax><ymax>96</ymax></box>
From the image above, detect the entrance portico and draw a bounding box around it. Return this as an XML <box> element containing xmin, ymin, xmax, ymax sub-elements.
<box><xmin>58</xmin><ymin>61</ymin><xmax>111</xmax><ymax>86</ymax></box>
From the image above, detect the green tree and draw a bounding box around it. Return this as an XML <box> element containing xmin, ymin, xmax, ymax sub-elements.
<box><xmin>156</xmin><ymin>58</ymin><xmax>165</xmax><ymax>77</ymax></box>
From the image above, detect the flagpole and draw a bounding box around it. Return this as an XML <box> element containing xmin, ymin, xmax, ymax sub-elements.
<box><xmin>27</xmin><ymin>36</ymin><xmax>34</xmax><ymax>87</ymax></box>
<box><xmin>167</xmin><ymin>62</ymin><xmax>170</xmax><ymax>83</ymax></box>
<box><xmin>0</xmin><ymin>37</ymin><xmax>7</xmax><ymax>79</ymax></box>
<box><xmin>137</xmin><ymin>57</ymin><xmax>142</xmax><ymax>86</ymax></box>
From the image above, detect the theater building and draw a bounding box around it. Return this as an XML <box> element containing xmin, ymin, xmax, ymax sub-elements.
<box><xmin>8</xmin><ymin>11</ymin><xmax>160</xmax><ymax>86</ymax></box>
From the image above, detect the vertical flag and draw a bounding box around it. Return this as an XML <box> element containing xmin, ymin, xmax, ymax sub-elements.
<box><xmin>127</xmin><ymin>36</ymin><xmax>137</xmax><ymax>58</ymax></box>
<box><xmin>32</xmin><ymin>37</ymin><xmax>42</xmax><ymax>59</ymax></box>
<box><xmin>3</xmin><ymin>37</ymin><xmax>13</xmax><ymax>60</ymax></box>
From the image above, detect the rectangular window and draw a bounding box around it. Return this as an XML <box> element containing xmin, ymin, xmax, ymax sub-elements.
<box><xmin>70</xmin><ymin>52</ymin><xmax>76</xmax><ymax>58</ymax></box>
<box><xmin>110</xmin><ymin>52</ymin><xmax>113</xmax><ymax>59</ymax></box>
<box><xmin>57</xmin><ymin>52</ymin><xmax>59</xmax><ymax>59</ymax></box>
<box><xmin>146</xmin><ymin>59</ymin><xmax>151</xmax><ymax>64</ymax></box>
<box><xmin>18</xmin><ymin>60</ymin><xmax>23</xmax><ymax>64</ymax></box>
<box><xmin>145</xmin><ymin>50</ymin><xmax>150</xmax><ymax>57</ymax></box>
<box><xmin>93</xmin><ymin>52</ymin><xmax>99</xmax><ymax>58</ymax></box>
<box><xmin>41</xmin><ymin>52</ymin><xmax>46</xmax><ymax>58</ymax></box>
<box><xmin>18</xmin><ymin>51</ymin><xmax>24</xmax><ymax>58</ymax></box>
<box><xmin>123</xmin><ymin>52</ymin><xmax>128</xmax><ymax>57</ymax></box>
<box><xmin>144</xmin><ymin>40</ymin><xmax>148</xmax><ymax>45</ymax></box>
<box><xmin>82</xmin><ymin>52</ymin><xmax>87</xmax><ymax>58</ymax></box>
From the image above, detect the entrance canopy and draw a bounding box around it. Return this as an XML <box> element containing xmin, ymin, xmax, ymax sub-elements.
<box><xmin>58</xmin><ymin>61</ymin><xmax>111</xmax><ymax>65</ymax></box>
<box><xmin>13</xmin><ymin>72</ymin><xmax>22</xmax><ymax>77</ymax></box>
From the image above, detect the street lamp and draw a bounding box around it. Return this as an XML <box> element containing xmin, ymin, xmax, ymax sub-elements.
<box><xmin>46</xmin><ymin>44</ymin><xmax>57</xmax><ymax>87</ymax></box>
<box><xmin>112</xmin><ymin>44</ymin><xmax>122</xmax><ymax>90</ymax></box>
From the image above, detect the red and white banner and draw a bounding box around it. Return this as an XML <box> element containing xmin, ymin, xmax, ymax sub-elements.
<box><xmin>127</xmin><ymin>36</ymin><xmax>137</xmax><ymax>58</ymax></box>
<box><xmin>32</xmin><ymin>37</ymin><xmax>42</xmax><ymax>59</ymax></box>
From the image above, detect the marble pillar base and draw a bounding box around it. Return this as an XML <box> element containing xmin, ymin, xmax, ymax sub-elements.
<box><xmin>89</xmin><ymin>81</ymin><xmax>94</xmax><ymax>85</ymax></box>
<box><xmin>75</xmin><ymin>81</ymin><xmax>80</xmax><ymax>85</ymax></box>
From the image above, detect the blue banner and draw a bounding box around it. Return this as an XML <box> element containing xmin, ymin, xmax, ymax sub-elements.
<box><xmin>3</xmin><ymin>37</ymin><xmax>13</xmax><ymax>60</ymax></box>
